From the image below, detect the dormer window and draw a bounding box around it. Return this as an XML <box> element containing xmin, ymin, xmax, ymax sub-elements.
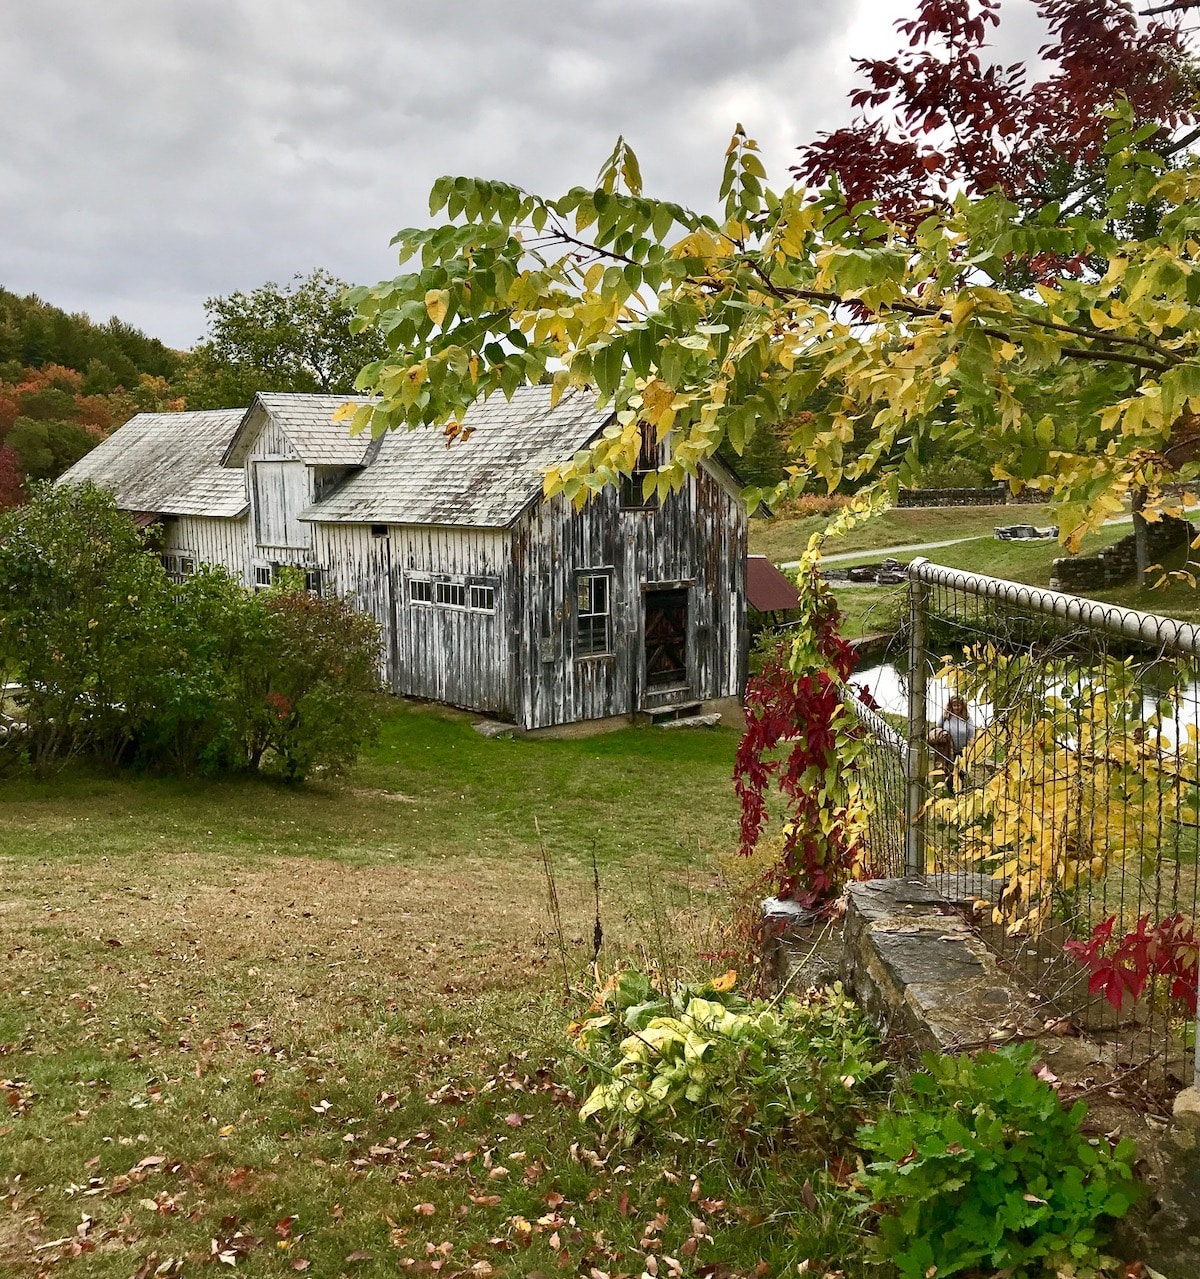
<box><xmin>620</xmin><ymin>426</ymin><xmax>661</xmax><ymax>510</ymax></box>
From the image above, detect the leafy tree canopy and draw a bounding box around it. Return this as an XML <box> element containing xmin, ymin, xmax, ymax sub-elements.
<box><xmin>346</xmin><ymin>96</ymin><xmax>1199</xmax><ymax>547</ymax></box>
<box><xmin>183</xmin><ymin>268</ymin><xmax>387</xmax><ymax>409</ymax></box>
<box><xmin>794</xmin><ymin>0</ymin><xmax>1199</xmax><ymax>220</ymax></box>
<box><xmin>0</xmin><ymin>287</ymin><xmax>183</xmax><ymax>386</ymax></box>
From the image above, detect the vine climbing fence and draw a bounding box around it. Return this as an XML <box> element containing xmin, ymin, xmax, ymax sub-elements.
<box><xmin>841</xmin><ymin>558</ymin><xmax>1200</xmax><ymax>1088</ymax></box>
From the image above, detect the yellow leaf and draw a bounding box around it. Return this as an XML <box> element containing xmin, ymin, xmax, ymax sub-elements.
<box><xmin>424</xmin><ymin>289</ymin><xmax>449</xmax><ymax>326</ymax></box>
<box><xmin>641</xmin><ymin>379</ymin><xmax>675</xmax><ymax>425</ymax></box>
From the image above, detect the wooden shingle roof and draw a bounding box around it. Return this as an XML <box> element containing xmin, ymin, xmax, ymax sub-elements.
<box><xmin>58</xmin><ymin>408</ymin><xmax>249</xmax><ymax>518</ymax></box>
<box><xmin>222</xmin><ymin>393</ymin><xmax>378</xmax><ymax>467</ymax></box>
<box><xmin>302</xmin><ymin>386</ymin><xmax>611</xmax><ymax>528</ymax></box>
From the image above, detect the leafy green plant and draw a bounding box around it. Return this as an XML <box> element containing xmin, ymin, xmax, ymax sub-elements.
<box><xmin>574</xmin><ymin>969</ymin><xmax>886</xmax><ymax>1152</ymax></box>
<box><xmin>0</xmin><ymin>483</ymin><xmax>383</xmax><ymax>781</ymax></box>
<box><xmin>858</xmin><ymin>1042</ymin><xmax>1140</xmax><ymax>1279</ymax></box>
<box><xmin>255</xmin><ymin>586</ymin><xmax>384</xmax><ymax>781</ymax></box>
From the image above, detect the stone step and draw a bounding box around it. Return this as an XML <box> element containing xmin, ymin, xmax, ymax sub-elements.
<box><xmin>658</xmin><ymin>713</ymin><xmax>721</xmax><ymax>730</ymax></box>
<box><xmin>645</xmin><ymin>699</ymin><xmax>702</xmax><ymax>722</ymax></box>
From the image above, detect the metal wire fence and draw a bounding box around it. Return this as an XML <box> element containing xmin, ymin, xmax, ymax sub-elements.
<box><xmin>851</xmin><ymin>559</ymin><xmax>1200</xmax><ymax>1088</ymax></box>
<box><xmin>838</xmin><ymin>688</ymin><xmax>907</xmax><ymax>880</ymax></box>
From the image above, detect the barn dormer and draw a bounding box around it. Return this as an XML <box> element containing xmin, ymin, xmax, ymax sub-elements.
<box><xmin>221</xmin><ymin>392</ymin><xmax>376</xmax><ymax>571</ymax></box>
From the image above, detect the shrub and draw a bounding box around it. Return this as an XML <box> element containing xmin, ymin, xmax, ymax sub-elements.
<box><xmin>0</xmin><ymin>481</ymin><xmax>168</xmax><ymax>774</ymax></box>
<box><xmin>129</xmin><ymin>568</ymin><xmax>275</xmax><ymax>775</ymax></box>
<box><xmin>775</xmin><ymin>493</ymin><xmax>851</xmax><ymax>520</ymax></box>
<box><xmin>857</xmin><ymin>1042</ymin><xmax>1140</xmax><ymax>1279</ymax></box>
<box><xmin>574</xmin><ymin>969</ymin><xmax>887</xmax><ymax>1153</ymax></box>
<box><xmin>0</xmin><ymin>483</ymin><xmax>383</xmax><ymax>781</ymax></box>
<box><xmin>255</xmin><ymin>587</ymin><xmax>384</xmax><ymax>781</ymax></box>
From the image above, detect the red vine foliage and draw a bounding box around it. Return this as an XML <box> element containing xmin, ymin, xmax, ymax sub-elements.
<box><xmin>734</xmin><ymin>580</ymin><xmax>869</xmax><ymax>906</ymax></box>
<box><xmin>793</xmin><ymin>0</ymin><xmax>1199</xmax><ymax>220</ymax></box>
<box><xmin>1065</xmin><ymin>913</ymin><xmax>1199</xmax><ymax>1015</ymax></box>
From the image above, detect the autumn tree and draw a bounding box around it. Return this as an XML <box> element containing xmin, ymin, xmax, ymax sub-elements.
<box><xmin>182</xmin><ymin>268</ymin><xmax>387</xmax><ymax>409</ymax></box>
<box><xmin>794</xmin><ymin>0</ymin><xmax>1198</xmax><ymax>221</ymax></box>
<box><xmin>0</xmin><ymin>444</ymin><xmax>22</xmax><ymax>510</ymax></box>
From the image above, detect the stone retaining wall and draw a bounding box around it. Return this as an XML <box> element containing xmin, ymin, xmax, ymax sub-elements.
<box><xmin>836</xmin><ymin>877</ymin><xmax>1200</xmax><ymax>1276</ymax></box>
<box><xmin>1050</xmin><ymin>515</ymin><xmax>1192</xmax><ymax>592</ymax></box>
<box><xmin>896</xmin><ymin>485</ymin><xmax>1008</xmax><ymax>508</ymax></box>
<box><xmin>895</xmin><ymin>485</ymin><xmax>1055</xmax><ymax>507</ymax></box>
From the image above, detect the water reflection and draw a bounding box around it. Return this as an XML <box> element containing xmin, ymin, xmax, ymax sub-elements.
<box><xmin>852</xmin><ymin>663</ymin><xmax>994</xmax><ymax>728</ymax></box>
<box><xmin>852</xmin><ymin>660</ymin><xmax>1200</xmax><ymax>747</ymax></box>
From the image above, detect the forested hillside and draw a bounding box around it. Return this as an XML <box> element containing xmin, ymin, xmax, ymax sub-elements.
<box><xmin>0</xmin><ymin>271</ymin><xmax>387</xmax><ymax>510</ymax></box>
<box><xmin>0</xmin><ymin>289</ymin><xmax>185</xmax><ymax>508</ymax></box>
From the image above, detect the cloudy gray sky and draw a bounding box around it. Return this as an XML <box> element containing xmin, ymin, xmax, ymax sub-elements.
<box><xmin>0</xmin><ymin>0</ymin><xmax>1047</xmax><ymax>350</ymax></box>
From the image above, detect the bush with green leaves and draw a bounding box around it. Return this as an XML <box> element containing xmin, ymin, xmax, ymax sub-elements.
<box><xmin>857</xmin><ymin>1042</ymin><xmax>1140</xmax><ymax>1279</ymax></box>
<box><xmin>574</xmin><ymin>969</ymin><xmax>887</xmax><ymax>1152</ymax></box>
<box><xmin>0</xmin><ymin>482</ymin><xmax>383</xmax><ymax>781</ymax></box>
<box><xmin>254</xmin><ymin>586</ymin><xmax>384</xmax><ymax>781</ymax></box>
<box><xmin>0</xmin><ymin>481</ymin><xmax>167</xmax><ymax>773</ymax></box>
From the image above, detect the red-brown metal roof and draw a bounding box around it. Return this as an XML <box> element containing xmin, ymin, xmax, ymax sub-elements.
<box><xmin>747</xmin><ymin>555</ymin><xmax>801</xmax><ymax>612</ymax></box>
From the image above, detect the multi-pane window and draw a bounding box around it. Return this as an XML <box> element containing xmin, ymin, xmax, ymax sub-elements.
<box><xmin>620</xmin><ymin>425</ymin><xmax>661</xmax><ymax>510</ymax></box>
<box><xmin>410</xmin><ymin>575</ymin><xmax>495</xmax><ymax>612</ymax></box>
<box><xmin>576</xmin><ymin>571</ymin><xmax>612</xmax><ymax>655</ymax></box>
<box><xmin>161</xmin><ymin>553</ymin><xmax>196</xmax><ymax>584</ymax></box>
<box><xmin>468</xmin><ymin>583</ymin><xmax>495</xmax><ymax>612</ymax></box>
<box><xmin>435</xmin><ymin>581</ymin><xmax>467</xmax><ymax>609</ymax></box>
<box><xmin>253</xmin><ymin>564</ymin><xmax>275</xmax><ymax>592</ymax></box>
<box><xmin>304</xmin><ymin>568</ymin><xmax>323</xmax><ymax>596</ymax></box>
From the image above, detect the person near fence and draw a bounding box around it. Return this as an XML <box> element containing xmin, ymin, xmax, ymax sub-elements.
<box><xmin>929</xmin><ymin>694</ymin><xmax>974</xmax><ymax>789</ymax></box>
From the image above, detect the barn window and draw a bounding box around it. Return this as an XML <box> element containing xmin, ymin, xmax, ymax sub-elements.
<box><xmin>468</xmin><ymin>583</ymin><xmax>496</xmax><ymax>613</ymax></box>
<box><xmin>371</xmin><ymin>524</ymin><xmax>389</xmax><ymax>539</ymax></box>
<box><xmin>409</xmin><ymin>577</ymin><xmax>433</xmax><ymax>605</ymax></box>
<box><xmin>620</xmin><ymin>426</ymin><xmax>660</xmax><ymax>510</ymax></box>
<box><xmin>160</xmin><ymin>553</ymin><xmax>196</xmax><ymax>584</ymax></box>
<box><xmin>253</xmin><ymin>564</ymin><xmax>276</xmax><ymax>592</ymax></box>
<box><xmin>304</xmin><ymin>567</ymin><xmax>324</xmax><ymax>596</ymax></box>
<box><xmin>575</xmin><ymin>571</ymin><xmax>612</xmax><ymax>655</ymax></box>
<box><xmin>435</xmin><ymin>580</ymin><xmax>467</xmax><ymax>609</ymax></box>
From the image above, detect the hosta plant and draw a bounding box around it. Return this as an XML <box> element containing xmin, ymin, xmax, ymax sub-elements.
<box><xmin>573</xmin><ymin>968</ymin><xmax>887</xmax><ymax>1151</ymax></box>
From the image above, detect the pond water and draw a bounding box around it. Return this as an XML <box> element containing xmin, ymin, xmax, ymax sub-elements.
<box><xmin>852</xmin><ymin>661</ymin><xmax>1200</xmax><ymax>746</ymax></box>
<box><xmin>852</xmin><ymin>663</ymin><xmax>994</xmax><ymax>727</ymax></box>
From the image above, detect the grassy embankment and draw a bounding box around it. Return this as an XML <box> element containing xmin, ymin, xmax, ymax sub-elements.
<box><xmin>0</xmin><ymin>702</ymin><xmax>879</xmax><ymax>1277</ymax></box>
<box><xmin>749</xmin><ymin>505</ymin><xmax>1200</xmax><ymax>640</ymax></box>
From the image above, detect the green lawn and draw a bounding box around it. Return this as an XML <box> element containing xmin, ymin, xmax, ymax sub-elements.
<box><xmin>0</xmin><ymin>703</ymin><xmax>881</xmax><ymax>1278</ymax></box>
<box><xmin>802</xmin><ymin>509</ymin><xmax>1200</xmax><ymax>639</ymax></box>
<box><xmin>749</xmin><ymin>503</ymin><xmax>1054</xmax><ymax>564</ymax></box>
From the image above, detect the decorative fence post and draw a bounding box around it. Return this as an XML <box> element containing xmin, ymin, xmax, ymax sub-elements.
<box><xmin>905</xmin><ymin>559</ymin><xmax>930</xmax><ymax>876</ymax></box>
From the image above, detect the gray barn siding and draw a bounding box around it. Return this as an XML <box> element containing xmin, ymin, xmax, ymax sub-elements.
<box><xmin>164</xmin><ymin>515</ymin><xmax>252</xmax><ymax>585</ymax></box>
<box><xmin>240</xmin><ymin>407</ymin><xmax>299</xmax><ymax>461</ymax></box>
<box><xmin>514</xmin><ymin>467</ymin><xmax>747</xmax><ymax>730</ymax></box>
<box><xmin>314</xmin><ymin>523</ymin><xmax>513</xmax><ymax>717</ymax></box>
<box><xmin>392</xmin><ymin>527</ymin><xmax>512</xmax><ymax>717</ymax></box>
<box><xmin>311</xmin><ymin>523</ymin><xmax>393</xmax><ymax>681</ymax></box>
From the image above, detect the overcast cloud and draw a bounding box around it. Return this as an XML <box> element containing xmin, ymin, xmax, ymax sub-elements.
<box><xmin>0</xmin><ymin>0</ymin><xmax>1048</xmax><ymax>349</ymax></box>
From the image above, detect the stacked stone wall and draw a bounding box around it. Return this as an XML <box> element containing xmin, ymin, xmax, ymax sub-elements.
<box><xmin>1050</xmin><ymin>515</ymin><xmax>1192</xmax><ymax>592</ymax></box>
<box><xmin>895</xmin><ymin>486</ymin><xmax>1053</xmax><ymax>508</ymax></box>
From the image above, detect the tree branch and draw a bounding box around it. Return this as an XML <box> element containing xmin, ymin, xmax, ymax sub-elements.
<box><xmin>1139</xmin><ymin>1</ymin><xmax>1199</xmax><ymax>15</ymax></box>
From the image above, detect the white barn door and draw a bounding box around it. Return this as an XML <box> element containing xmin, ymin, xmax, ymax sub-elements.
<box><xmin>253</xmin><ymin>460</ymin><xmax>309</xmax><ymax>550</ymax></box>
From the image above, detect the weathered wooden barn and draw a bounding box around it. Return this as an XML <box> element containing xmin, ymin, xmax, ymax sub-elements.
<box><xmin>59</xmin><ymin>406</ymin><xmax>251</xmax><ymax>581</ymax></box>
<box><xmin>60</xmin><ymin>387</ymin><xmax>749</xmax><ymax>730</ymax></box>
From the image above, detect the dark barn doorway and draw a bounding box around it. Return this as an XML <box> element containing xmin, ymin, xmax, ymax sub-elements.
<box><xmin>644</xmin><ymin>587</ymin><xmax>689</xmax><ymax>690</ymax></box>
